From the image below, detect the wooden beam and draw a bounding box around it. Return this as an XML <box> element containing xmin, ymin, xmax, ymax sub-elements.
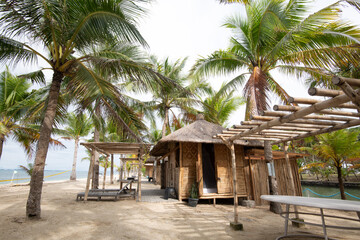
<box><xmin>252</xmin><ymin>115</ymin><xmax>337</xmax><ymax>126</ymax></box>
<box><xmin>228</xmin><ymin>89</ymin><xmax>358</xmax><ymax>142</ymax></box>
<box><xmin>229</xmin><ymin>128</ymin><xmax>310</xmax><ymax>135</ymax></box>
<box><xmin>274</xmin><ymin>118</ymin><xmax>360</xmax><ymax>144</ymax></box>
<box><xmin>235</xmin><ymin>125</ymin><xmax>320</xmax><ymax>132</ymax></box>
<box><xmin>262</xmin><ymin>110</ymin><xmax>356</xmax><ymax>122</ymax></box>
<box><xmin>332</xmin><ymin>76</ymin><xmax>360</xmax><ymax>108</ymax></box>
<box><xmin>308</xmin><ymin>87</ymin><xmax>343</xmax><ymax>97</ymax></box>
<box><xmin>157</xmin><ymin>146</ymin><xmax>180</xmax><ymax>162</ymax></box>
<box><xmin>332</xmin><ymin>76</ymin><xmax>360</xmax><ymax>88</ymax></box>
<box><xmin>289</xmin><ymin>97</ymin><xmax>359</xmax><ymax>109</ymax></box>
<box><xmin>273</xmin><ymin>105</ymin><xmax>360</xmax><ymax>117</ymax></box>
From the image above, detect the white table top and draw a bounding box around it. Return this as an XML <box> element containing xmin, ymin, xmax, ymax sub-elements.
<box><xmin>261</xmin><ymin>195</ymin><xmax>360</xmax><ymax>212</ymax></box>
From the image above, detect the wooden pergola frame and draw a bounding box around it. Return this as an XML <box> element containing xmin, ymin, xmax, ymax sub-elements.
<box><xmin>80</xmin><ymin>142</ymin><xmax>151</xmax><ymax>201</ymax></box>
<box><xmin>214</xmin><ymin>76</ymin><xmax>360</xmax><ymax>225</ymax></box>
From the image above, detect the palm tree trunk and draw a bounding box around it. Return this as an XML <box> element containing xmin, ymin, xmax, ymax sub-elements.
<box><xmin>162</xmin><ymin>107</ymin><xmax>169</xmax><ymax>138</ymax></box>
<box><xmin>336</xmin><ymin>165</ymin><xmax>346</xmax><ymax>200</ymax></box>
<box><xmin>70</xmin><ymin>138</ymin><xmax>79</xmax><ymax>181</ymax></box>
<box><xmin>26</xmin><ymin>71</ymin><xmax>63</xmax><ymax>219</ymax></box>
<box><xmin>0</xmin><ymin>134</ymin><xmax>4</xmax><ymax>160</ymax></box>
<box><xmin>92</xmin><ymin>103</ymin><xmax>101</xmax><ymax>189</ymax></box>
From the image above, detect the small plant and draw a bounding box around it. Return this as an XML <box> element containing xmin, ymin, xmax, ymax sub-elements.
<box><xmin>189</xmin><ymin>182</ymin><xmax>199</xmax><ymax>199</ymax></box>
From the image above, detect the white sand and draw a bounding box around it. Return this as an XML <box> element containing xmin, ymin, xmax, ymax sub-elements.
<box><xmin>0</xmin><ymin>180</ymin><xmax>358</xmax><ymax>240</ymax></box>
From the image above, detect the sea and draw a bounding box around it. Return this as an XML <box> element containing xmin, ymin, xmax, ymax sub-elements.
<box><xmin>0</xmin><ymin>169</ymin><xmax>92</xmax><ymax>185</ymax></box>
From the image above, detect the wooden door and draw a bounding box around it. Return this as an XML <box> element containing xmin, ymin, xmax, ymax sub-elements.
<box><xmin>214</xmin><ymin>144</ymin><xmax>233</xmax><ymax>194</ymax></box>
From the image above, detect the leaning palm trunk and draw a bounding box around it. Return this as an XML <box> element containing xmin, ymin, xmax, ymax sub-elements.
<box><xmin>92</xmin><ymin>129</ymin><xmax>100</xmax><ymax>189</ymax></box>
<box><xmin>0</xmin><ymin>134</ymin><xmax>4</xmax><ymax>160</ymax></box>
<box><xmin>70</xmin><ymin>138</ymin><xmax>79</xmax><ymax>181</ymax></box>
<box><xmin>162</xmin><ymin>107</ymin><xmax>169</xmax><ymax>138</ymax></box>
<box><xmin>26</xmin><ymin>71</ymin><xmax>63</xmax><ymax>218</ymax></box>
<box><xmin>336</xmin><ymin>164</ymin><xmax>346</xmax><ymax>200</ymax></box>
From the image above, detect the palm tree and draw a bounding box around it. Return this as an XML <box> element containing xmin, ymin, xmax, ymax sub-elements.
<box><xmin>145</xmin><ymin>57</ymin><xmax>191</xmax><ymax>137</ymax></box>
<box><xmin>312</xmin><ymin>130</ymin><xmax>360</xmax><ymax>199</ymax></box>
<box><xmin>0</xmin><ymin>0</ymin><xmax>168</xmax><ymax>219</ymax></box>
<box><xmin>201</xmin><ymin>83</ymin><xmax>245</xmax><ymax>127</ymax></box>
<box><xmin>62</xmin><ymin>113</ymin><xmax>92</xmax><ymax>181</ymax></box>
<box><xmin>0</xmin><ymin>68</ymin><xmax>63</xmax><ymax>159</ymax></box>
<box><xmin>192</xmin><ymin>0</ymin><xmax>360</xmax><ymax>119</ymax></box>
<box><xmin>19</xmin><ymin>163</ymin><xmax>34</xmax><ymax>177</ymax></box>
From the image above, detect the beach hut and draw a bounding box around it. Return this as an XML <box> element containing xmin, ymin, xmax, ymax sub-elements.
<box><xmin>150</xmin><ymin>115</ymin><xmax>303</xmax><ymax>205</ymax></box>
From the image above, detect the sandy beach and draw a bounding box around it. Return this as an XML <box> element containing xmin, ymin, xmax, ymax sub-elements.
<box><xmin>0</xmin><ymin>180</ymin><xmax>358</xmax><ymax>240</ymax></box>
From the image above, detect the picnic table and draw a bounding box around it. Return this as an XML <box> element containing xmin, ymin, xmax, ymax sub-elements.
<box><xmin>261</xmin><ymin>195</ymin><xmax>360</xmax><ymax>240</ymax></box>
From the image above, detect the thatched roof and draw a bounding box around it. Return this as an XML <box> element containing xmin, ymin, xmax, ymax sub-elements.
<box><xmin>150</xmin><ymin>117</ymin><xmax>263</xmax><ymax>156</ymax></box>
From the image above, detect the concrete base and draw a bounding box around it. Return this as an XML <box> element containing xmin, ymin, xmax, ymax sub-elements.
<box><xmin>230</xmin><ymin>222</ymin><xmax>244</xmax><ymax>231</ymax></box>
<box><xmin>291</xmin><ymin>218</ymin><xmax>305</xmax><ymax>228</ymax></box>
<box><xmin>241</xmin><ymin>200</ymin><xmax>256</xmax><ymax>208</ymax></box>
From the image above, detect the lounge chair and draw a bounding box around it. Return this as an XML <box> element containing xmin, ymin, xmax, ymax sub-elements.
<box><xmin>76</xmin><ymin>180</ymin><xmax>134</xmax><ymax>201</ymax></box>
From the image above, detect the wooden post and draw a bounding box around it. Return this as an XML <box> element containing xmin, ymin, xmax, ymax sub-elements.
<box><xmin>120</xmin><ymin>158</ymin><xmax>124</xmax><ymax>189</ymax></box>
<box><xmin>84</xmin><ymin>152</ymin><xmax>95</xmax><ymax>201</ymax></box>
<box><xmin>230</xmin><ymin>142</ymin><xmax>238</xmax><ymax>224</ymax></box>
<box><xmin>283</xmin><ymin>142</ymin><xmax>295</xmax><ymax>195</ymax></box>
<box><xmin>265</xmin><ymin>141</ymin><xmax>282</xmax><ymax>214</ymax></box>
<box><xmin>179</xmin><ymin>143</ymin><xmax>183</xmax><ymax>202</ymax></box>
<box><xmin>102</xmin><ymin>156</ymin><xmax>109</xmax><ymax>189</ymax></box>
<box><xmin>197</xmin><ymin>143</ymin><xmax>203</xmax><ymax>197</ymax></box>
<box><xmin>137</xmin><ymin>150</ymin><xmax>142</xmax><ymax>202</ymax></box>
<box><xmin>110</xmin><ymin>154</ymin><xmax>114</xmax><ymax>184</ymax></box>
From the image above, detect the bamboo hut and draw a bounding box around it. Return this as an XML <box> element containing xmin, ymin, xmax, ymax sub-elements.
<box><xmin>150</xmin><ymin>115</ymin><xmax>304</xmax><ymax>205</ymax></box>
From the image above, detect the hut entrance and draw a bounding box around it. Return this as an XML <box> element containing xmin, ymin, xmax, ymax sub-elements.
<box><xmin>202</xmin><ymin>143</ymin><xmax>217</xmax><ymax>194</ymax></box>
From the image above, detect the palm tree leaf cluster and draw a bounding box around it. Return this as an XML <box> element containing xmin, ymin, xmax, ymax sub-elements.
<box><xmin>191</xmin><ymin>0</ymin><xmax>360</xmax><ymax>118</ymax></box>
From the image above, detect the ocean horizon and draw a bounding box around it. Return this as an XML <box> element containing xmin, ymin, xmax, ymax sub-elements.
<box><xmin>0</xmin><ymin>169</ymin><xmax>98</xmax><ymax>185</ymax></box>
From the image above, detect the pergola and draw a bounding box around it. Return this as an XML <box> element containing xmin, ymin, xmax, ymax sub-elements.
<box><xmin>214</xmin><ymin>76</ymin><xmax>360</xmax><ymax>226</ymax></box>
<box><xmin>80</xmin><ymin>142</ymin><xmax>151</xmax><ymax>201</ymax></box>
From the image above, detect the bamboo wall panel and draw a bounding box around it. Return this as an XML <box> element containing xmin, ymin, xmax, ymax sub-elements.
<box><xmin>181</xmin><ymin>143</ymin><xmax>197</xmax><ymax>197</ymax></box>
<box><xmin>274</xmin><ymin>159</ymin><xmax>292</xmax><ymax>196</ymax></box>
<box><xmin>155</xmin><ymin>165</ymin><xmax>161</xmax><ymax>185</ymax></box>
<box><xmin>146</xmin><ymin>166</ymin><xmax>153</xmax><ymax>178</ymax></box>
<box><xmin>215</xmin><ymin>144</ymin><xmax>233</xmax><ymax>194</ymax></box>
<box><xmin>291</xmin><ymin>159</ymin><xmax>302</xmax><ymax>196</ymax></box>
<box><xmin>251</xmin><ymin>160</ymin><xmax>269</xmax><ymax>205</ymax></box>
<box><xmin>243</xmin><ymin>156</ymin><xmax>253</xmax><ymax>199</ymax></box>
<box><xmin>175</xmin><ymin>167</ymin><xmax>179</xmax><ymax>194</ymax></box>
<box><xmin>235</xmin><ymin>146</ymin><xmax>247</xmax><ymax>195</ymax></box>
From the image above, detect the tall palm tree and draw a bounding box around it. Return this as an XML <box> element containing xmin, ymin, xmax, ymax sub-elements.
<box><xmin>146</xmin><ymin>57</ymin><xmax>192</xmax><ymax>137</ymax></box>
<box><xmin>312</xmin><ymin>130</ymin><xmax>360</xmax><ymax>199</ymax></box>
<box><xmin>192</xmin><ymin>0</ymin><xmax>360</xmax><ymax>119</ymax></box>
<box><xmin>0</xmin><ymin>0</ymin><xmax>172</xmax><ymax>219</ymax></box>
<box><xmin>62</xmin><ymin>113</ymin><xmax>92</xmax><ymax>181</ymax></box>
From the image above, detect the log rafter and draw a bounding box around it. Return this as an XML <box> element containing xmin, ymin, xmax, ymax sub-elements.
<box><xmin>215</xmin><ymin>76</ymin><xmax>360</xmax><ymax>144</ymax></box>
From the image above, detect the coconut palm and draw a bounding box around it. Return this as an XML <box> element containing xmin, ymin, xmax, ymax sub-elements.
<box><xmin>312</xmin><ymin>130</ymin><xmax>360</xmax><ymax>199</ymax></box>
<box><xmin>201</xmin><ymin>84</ymin><xmax>245</xmax><ymax>127</ymax></box>
<box><xmin>0</xmin><ymin>68</ymin><xmax>63</xmax><ymax>160</ymax></box>
<box><xmin>62</xmin><ymin>113</ymin><xmax>92</xmax><ymax>181</ymax></box>
<box><xmin>145</xmin><ymin>57</ymin><xmax>192</xmax><ymax>137</ymax></box>
<box><xmin>0</xmin><ymin>0</ymin><xmax>175</xmax><ymax>219</ymax></box>
<box><xmin>192</xmin><ymin>0</ymin><xmax>360</xmax><ymax>119</ymax></box>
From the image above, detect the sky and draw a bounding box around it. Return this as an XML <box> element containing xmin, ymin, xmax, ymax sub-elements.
<box><xmin>1</xmin><ymin>0</ymin><xmax>359</xmax><ymax>171</ymax></box>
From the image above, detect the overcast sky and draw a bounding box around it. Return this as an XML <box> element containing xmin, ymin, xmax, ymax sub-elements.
<box><xmin>1</xmin><ymin>0</ymin><xmax>358</xmax><ymax>171</ymax></box>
